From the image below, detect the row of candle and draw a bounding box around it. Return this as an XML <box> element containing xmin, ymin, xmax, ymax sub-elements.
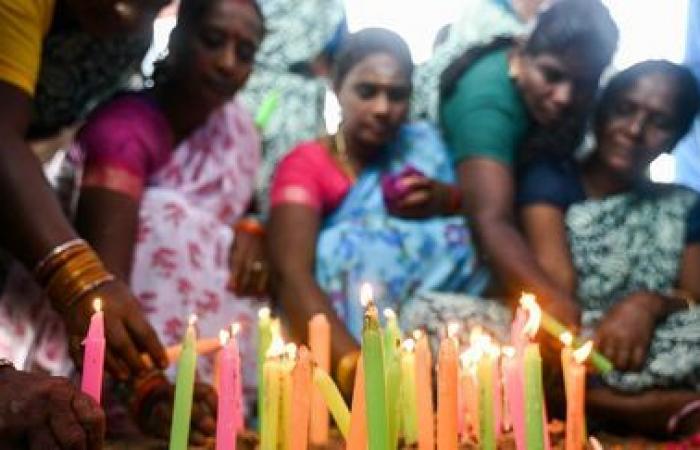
<box><xmin>78</xmin><ymin>288</ymin><xmax>609</xmax><ymax>450</ymax></box>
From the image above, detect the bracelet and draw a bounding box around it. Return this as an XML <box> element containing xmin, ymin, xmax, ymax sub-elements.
<box><xmin>129</xmin><ymin>370</ymin><xmax>170</xmax><ymax>421</ymax></box>
<box><xmin>234</xmin><ymin>217</ymin><xmax>265</xmax><ymax>236</ymax></box>
<box><xmin>667</xmin><ymin>399</ymin><xmax>700</xmax><ymax>434</ymax></box>
<box><xmin>39</xmin><ymin>242</ymin><xmax>116</xmax><ymax>313</ymax></box>
<box><xmin>34</xmin><ymin>238</ymin><xmax>87</xmax><ymax>283</ymax></box>
<box><xmin>666</xmin><ymin>288</ymin><xmax>697</xmax><ymax>310</ymax></box>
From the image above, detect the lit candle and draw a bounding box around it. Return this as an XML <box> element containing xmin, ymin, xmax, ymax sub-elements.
<box><xmin>522</xmin><ymin>300</ymin><xmax>545</xmax><ymax>450</ymax></box>
<box><xmin>361</xmin><ymin>284</ymin><xmax>390</xmax><ymax>450</ymax></box>
<box><xmin>279</xmin><ymin>343</ymin><xmax>297</xmax><ymax>450</ymax></box>
<box><xmin>169</xmin><ymin>314</ymin><xmax>198</xmax><ymax>450</ymax></box>
<box><xmin>81</xmin><ymin>298</ymin><xmax>105</xmax><ymax>404</ymax></box>
<box><xmin>561</xmin><ymin>334</ymin><xmax>592</xmax><ymax>450</ymax></box>
<box><xmin>520</xmin><ymin>293</ymin><xmax>612</xmax><ymax>374</ymax></box>
<box><xmin>257</xmin><ymin>307</ymin><xmax>273</xmax><ymax>428</ymax></box>
<box><xmin>313</xmin><ymin>366</ymin><xmax>351</xmax><ymax>438</ymax></box>
<box><xmin>215</xmin><ymin>329</ymin><xmax>239</xmax><ymax>450</ymax></box>
<box><xmin>401</xmin><ymin>339</ymin><xmax>419</xmax><ymax>445</ymax></box>
<box><xmin>260</xmin><ymin>336</ymin><xmax>284</xmax><ymax>450</ymax></box>
<box><xmin>437</xmin><ymin>324</ymin><xmax>459</xmax><ymax>450</ymax></box>
<box><xmin>289</xmin><ymin>346</ymin><xmax>312</xmax><ymax>450</ymax></box>
<box><xmin>383</xmin><ymin>308</ymin><xmax>402</xmax><ymax>450</ymax></box>
<box><xmin>414</xmin><ymin>330</ymin><xmax>435</xmax><ymax>450</ymax></box>
<box><xmin>309</xmin><ymin>313</ymin><xmax>331</xmax><ymax>445</ymax></box>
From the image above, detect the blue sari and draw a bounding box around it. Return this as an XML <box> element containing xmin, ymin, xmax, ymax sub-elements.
<box><xmin>314</xmin><ymin>122</ymin><xmax>488</xmax><ymax>339</ymax></box>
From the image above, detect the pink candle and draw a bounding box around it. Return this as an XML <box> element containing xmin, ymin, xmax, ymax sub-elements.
<box><xmin>507</xmin><ymin>307</ymin><xmax>528</xmax><ymax>450</ymax></box>
<box><xmin>81</xmin><ymin>298</ymin><xmax>105</xmax><ymax>404</ymax></box>
<box><xmin>232</xmin><ymin>324</ymin><xmax>244</xmax><ymax>432</ymax></box>
<box><xmin>216</xmin><ymin>329</ymin><xmax>240</xmax><ymax>450</ymax></box>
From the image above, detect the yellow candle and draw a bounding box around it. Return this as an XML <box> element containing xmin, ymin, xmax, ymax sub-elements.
<box><xmin>260</xmin><ymin>336</ymin><xmax>284</xmax><ymax>450</ymax></box>
<box><xmin>309</xmin><ymin>313</ymin><xmax>331</xmax><ymax>445</ymax></box>
<box><xmin>400</xmin><ymin>339</ymin><xmax>419</xmax><ymax>445</ymax></box>
<box><xmin>414</xmin><ymin>330</ymin><xmax>435</xmax><ymax>450</ymax></box>
<box><xmin>279</xmin><ymin>343</ymin><xmax>296</xmax><ymax>450</ymax></box>
<box><xmin>313</xmin><ymin>366</ymin><xmax>351</xmax><ymax>438</ymax></box>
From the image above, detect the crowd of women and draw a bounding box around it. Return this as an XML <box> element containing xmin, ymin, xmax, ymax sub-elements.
<box><xmin>0</xmin><ymin>0</ymin><xmax>698</xmax><ymax>448</ymax></box>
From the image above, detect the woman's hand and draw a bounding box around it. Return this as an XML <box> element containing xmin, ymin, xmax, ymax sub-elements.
<box><xmin>386</xmin><ymin>175</ymin><xmax>457</xmax><ymax>219</ymax></box>
<box><xmin>140</xmin><ymin>381</ymin><xmax>218</xmax><ymax>446</ymax></box>
<box><xmin>595</xmin><ymin>291</ymin><xmax>665</xmax><ymax>372</ymax></box>
<box><xmin>64</xmin><ymin>280</ymin><xmax>168</xmax><ymax>380</ymax></box>
<box><xmin>0</xmin><ymin>367</ymin><xmax>105</xmax><ymax>450</ymax></box>
<box><xmin>228</xmin><ymin>224</ymin><xmax>269</xmax><ymax>297</ymax></box>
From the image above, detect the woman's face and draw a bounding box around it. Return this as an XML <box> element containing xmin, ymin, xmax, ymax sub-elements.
<box><xmin>515</xmin><ymin>52</ymin><xmax>599</xmax><ymax>126</ymax></box>
<box><xmin>173</xmin><ymin>0</ymin><xmax>263</xmax><ymax>112</ymax></box>
<box><xmin>336</xmin><ymin>53</ymin><xmax>411</xmax><ymax>150</ymax></box>
<box><xmin>596</xmin><ymin>72</ymin><xmax>680</xmax><ymax>178</ymax></box>
<box><xmin>67</xmin><ymin>0</ymin><xmax>169</xmax><ymax>37</ymax></box>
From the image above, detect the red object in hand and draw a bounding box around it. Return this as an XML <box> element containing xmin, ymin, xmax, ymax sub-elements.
<box><xmin>381</xmin><ymin>165</ymin><xmax>425</xmax><ymax>208</ymax></box>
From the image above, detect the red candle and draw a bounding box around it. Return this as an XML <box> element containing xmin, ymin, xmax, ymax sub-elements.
<box><xmin>81</xmin><ymin>298</ymin><xmax>105</xmax><ymax>404</ymax></box>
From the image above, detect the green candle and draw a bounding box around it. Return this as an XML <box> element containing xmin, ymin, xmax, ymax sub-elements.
<box><xmin>169</xmin><ymin>315</ymin><xmax>198</xmax><ymax>450</ymax></box>
<box><xmin>524</xmin><ymin>343</ymin><xmax>545</xmax><ymax>450</ymax></box>
<box><xmin>520</xmin><ymin>294</ymin><xmax>613</xmax><ymax>374</ymax></box>
<box><xmin>383</xmin><ymin>309</ymin><xmax>401</xmax><ymax>450</ymax></box>
<box><xmin>363</xmin><ymin>303</ymin><xmax>390</xmax><ymax>450</ymax></box>
<box><xmin>400</xmin><ymin>339</ymin><xmax>419</xmax><ymax>445</ymax></box>
<box><xmin>477</xmin><ymin>348</ymin><xmax>496</xmax><ymax>450</ymax></box>
<box><xmin>257</xmin><ymin>307</ymin><xmax>273</xmax><ymax>428</ymax></box>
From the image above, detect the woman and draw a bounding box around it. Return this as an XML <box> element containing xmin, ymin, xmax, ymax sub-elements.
<box><xmin>71</xmin><ymin>0</ymin><xmax>266</xmax><ymax>441</ymax></box>
<box><xmin>439</xmin><ymin>0</ymin><xmax>619</xmax><ymax>328</ymax></box>
<box><xmin>268</xmin><ymin>28</ymin><xmax>483</xmax><ymax>394</ymax></box>
<box><xmin>519</xmin><ymin>61</ymin><xmax>700</xmax><ymax>437</ymax></box>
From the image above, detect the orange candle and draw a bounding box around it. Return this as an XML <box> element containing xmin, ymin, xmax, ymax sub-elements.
<box><xmin>347</xmin><ymin>354</ymin><xmax>367</xmax><ymax>450</ymax></box>
<box><xmin>437</xmin><ymin>325</ymin><xmax>459</xmax><ymax>450</ymax></box>
<box><xmin>309</xmin><ymin>313</ymin><xmax>331</xmax><ymax>445</ymax></box>
<box><xmin>414</xmin><ymin>330</ymin><xmax>435</xmax><ymax>450</ymax></box>
<box><xmin>290</xmin><ymin>346</ymin><xmax>312</xmax><ymax>450</ymax></box>
<box><xmin>562</xmin><ymin>335</ymin><xmax>592</xmax><ymax>450</ymax></box>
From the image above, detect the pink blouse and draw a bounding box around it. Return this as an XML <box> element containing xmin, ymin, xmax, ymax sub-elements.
<box><xmin>270</xmin><ymin>140</ymin><xmax>353</xmax><ymax>214</ymax></box>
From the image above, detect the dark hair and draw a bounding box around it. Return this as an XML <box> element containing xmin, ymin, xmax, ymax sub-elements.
<box><xmin>153</xmin><ymin>0</ymin><xmax>264</xmax><ymax>83</ymax></box>
<box><xmin>332</xmin><ymin>28</ymin><xmax>414</xmax><ymax>91</ymax></box>
<box><xmin>595</xmin><ymin>60</ymin><xmax>700</xmax><ymax>143</ymax></box>
<box><xmin>441</xmin><ymin>0</ymin><xmax>619</xmax><ymax>98</ymax></box>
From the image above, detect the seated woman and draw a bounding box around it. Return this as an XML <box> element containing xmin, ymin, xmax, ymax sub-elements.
<box><xmin>71</xmin><ymin>0</ymin><xmax>266</xmax><ymax>441</ymax></box>
<box><xmin>518</xmin><ymin>60</ymin><xmax>700</xmax><ymax>437</ymax></box>
<box><xmin>268</xmin><ymin>28</ymin><xmax>484</xmax><ymax>394</ymax></box>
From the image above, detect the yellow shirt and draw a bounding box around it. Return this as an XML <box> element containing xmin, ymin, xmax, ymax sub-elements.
<box><xmin>0</xmin><ymin>0</ymin><xmax>55</xmax><ymax>96</ymax></box>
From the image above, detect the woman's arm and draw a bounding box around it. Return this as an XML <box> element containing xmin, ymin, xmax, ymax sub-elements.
<box><xmin>267</xmin><ymin>204</ymin><xmax>359</xmax><ymax>378</ymax></box>
<box><xmin>74</xmin><ymin>187</ymin><xmax>141</xmax><ymax>281</ymax></box>
<box><xmin>519</xmin><ymin>204</ymin><xmax>577</xmax><ymax>295</ymax></box>
<box><xmin>458</xmin><ymin>157</ymin><xmax>581</xmax><ymax>325</ymax></box>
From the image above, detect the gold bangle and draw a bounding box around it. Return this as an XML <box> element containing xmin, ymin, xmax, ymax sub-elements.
<box><xmin>34</xmin><ymin>239</ymin><xmax>89</xmax><ymax>284</ymax></box>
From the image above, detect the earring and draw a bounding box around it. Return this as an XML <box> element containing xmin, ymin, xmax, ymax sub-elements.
<box><xmin>114</xmin><ymin>1</ymin><xmax>136</xmax><ymax>20</ymax></box>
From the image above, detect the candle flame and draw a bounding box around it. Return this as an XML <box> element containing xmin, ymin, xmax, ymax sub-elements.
<box><xmin>230</xmin><ymin>323</ymin><xmax>241</xmax><ymax>336</ymax></box>
<box><xmin>412</xmin><ymin>329</ymin><xmax>423</xmax><ymax>341</ymax></box>
<box><xmin>383</xmin><ymin>308</ymin><xmax>396</xmax><ymax>320</ymax></box>
<box><xmin>589</xmin><ymin>437</ymin><xmax>603</xmax><ymax>450</ymax></box>
<box><xmin>267</xmin><ymin>335</ymin><xmax>285</xmax><ymax>358</ymax></box>
<box><xmin>573</xmin><ymin>340</ymin><xmax>594</xmax><ymax>364</ymax></box>
<box><xmin>188</xmin><ymin>314</ymin><xmax>198</xmax><ymax>326</ymax></box>
<box><xmin>93</xmin><ymin>298</ymin><xmax>102</xmax><ymax>313</ymax></box>
<box><xmin>447</xmin><ymin>322</ymin><xmax>460</xmax><ymax>339</ymax></box>
<box><xmin>285</xmin><ymin>343</ymin><xmax>298</xmax><ymax>361</ymax></box>
<box><xmin>520</xmin><ymin>293</ymin><xmax>541</xmax><ymax>337</ymax></box>
<box><xmin>360</xmin><ymin>283</ymin><xmax>373</xmax><ymax>308</ymax></box>
<box><xmin>258</xmin><ymin>307</ymin><xmax>271</xmax><ymax>320</ymax></box>
<box><xmin>402</xmin><ymin>338</ymin><xmax>416</xmax><ymax>353</ymax></box>
<box><xmin>487</xmin><ymin>344</ymin><xmax>501</xmax><ymax>358</ymax></box>
<box><xmin>559</xmin><ymin>331</ymin><xmax>574</xmax><ymax>347</ymax></box>
<box><xmin>468</xmin><ymin>326</ymin><xmax>483</xmax><ymax>345</ymax></box>
<box><xmin>219</xmin><ymin>329</ymin><xmax>230</xmax><ymax>346</ymax></box>
<box><xmin>502</xmin><ymin>346</ymin><xmax>516</xmax><ymax>358</ymax></box>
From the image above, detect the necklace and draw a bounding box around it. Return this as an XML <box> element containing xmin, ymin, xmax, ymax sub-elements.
<box><xmin>331</xmin><ymin>128</ymin><xmax>357</xmax><ymax>181</ymax></box>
